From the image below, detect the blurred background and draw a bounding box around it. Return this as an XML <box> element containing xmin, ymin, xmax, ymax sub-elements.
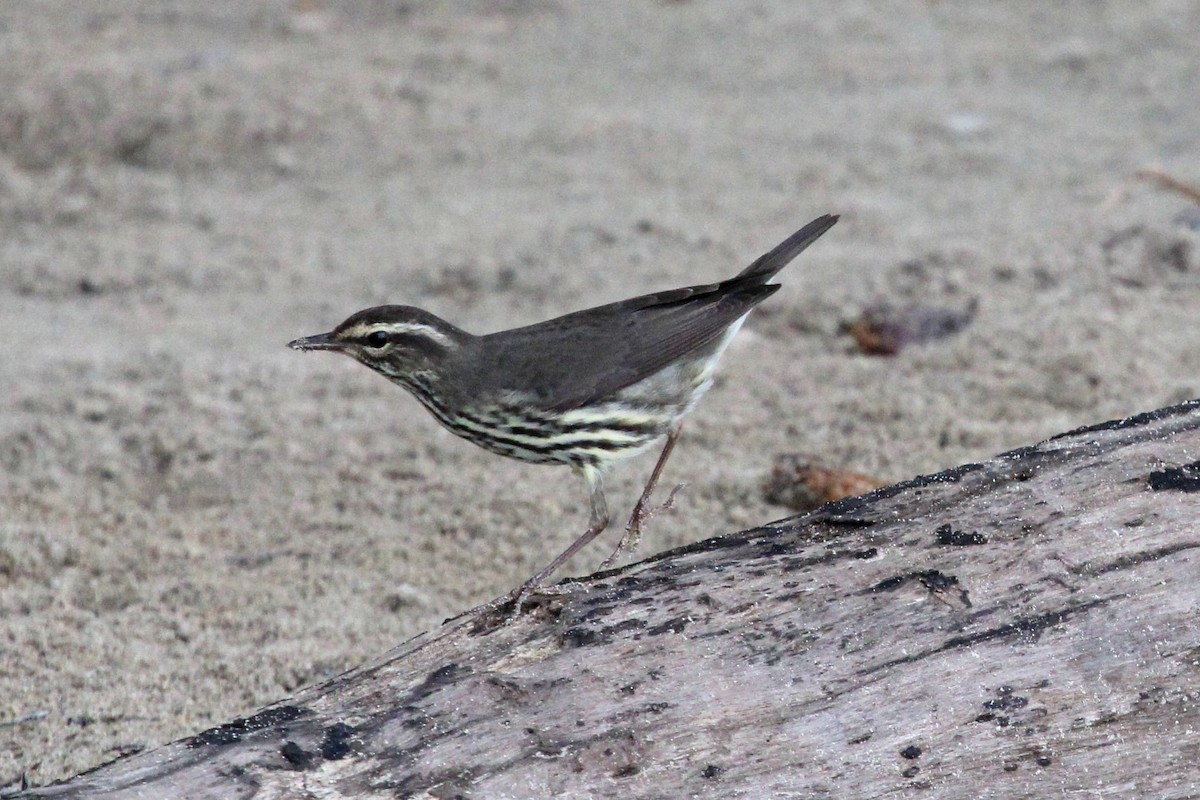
<box><xmin>2</xmin><ymin>0</ymin><xmax>1198</xmax><ymax>786</ymax></box>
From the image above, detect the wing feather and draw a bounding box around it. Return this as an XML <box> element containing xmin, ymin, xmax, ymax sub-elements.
<box><xmin>457</xmin><ymin>216</ymin><xmax>836</xmax><ymax>410</ymax></box>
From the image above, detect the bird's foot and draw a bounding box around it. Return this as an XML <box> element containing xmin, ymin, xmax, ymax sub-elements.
<box><xmin>599</xmin><ymin>482</ymin><xmax>687</xmax><ymax>570</ymax></box>
<box><xmin>507</xmin><ymin>579</ymin><xmax>584</xmax><ymax>615</ymax></box>
<box><xmin>449</xmin><ymin>578</ymin><xmax>585</xmax><ymax>627</ymax></box>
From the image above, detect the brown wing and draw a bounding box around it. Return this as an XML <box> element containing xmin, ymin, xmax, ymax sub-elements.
<box><xmin>465</xmin><ymin>279</ymin><xmax>779</xmax><ymax>410</ymax></box>
<box><xmin>454</xmin><ymin>215</ymin><xmax>836</xmax><ymax>410</ymax></box>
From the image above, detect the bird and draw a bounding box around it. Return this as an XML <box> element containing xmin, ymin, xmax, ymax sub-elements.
<box><xmin>289</xmin><ymin>213</ymin><xmax>838</xmax><ymax>606</ymax></box>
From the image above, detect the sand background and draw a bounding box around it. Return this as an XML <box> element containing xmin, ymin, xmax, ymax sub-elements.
<box><xmin>2</xmin><ymin>0</ymin><xmax>1198</xmax><ymax>788</ymax></box>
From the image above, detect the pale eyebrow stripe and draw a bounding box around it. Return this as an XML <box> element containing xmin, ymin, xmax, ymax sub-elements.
<box><xmin>340</xmin><ymin>322</ymin><xmax>453</xmax><ymax>346</ymax></box>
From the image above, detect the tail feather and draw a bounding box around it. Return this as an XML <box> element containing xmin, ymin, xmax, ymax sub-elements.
<box><xmin>735</xmin><ymin>213</ymin><xmax>839</xmax><ymax>283</ymax></box>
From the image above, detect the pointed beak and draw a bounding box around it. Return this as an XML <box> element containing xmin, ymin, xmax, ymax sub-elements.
<box><xmin>288</xmin><ymin>332</ymin><xmax>344</xmax><ymax>351</ymax></box>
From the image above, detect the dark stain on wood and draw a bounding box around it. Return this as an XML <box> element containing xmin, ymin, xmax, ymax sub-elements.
<box><xmin>867</xmin><ymin>598</ymin><xmax>1113</xmax><ymax>674</ymax></box>
<box><xmin>983</xmin><ymin>688</ymin><xmax>1028</xmax><ymax>712</ymax></box>
<box><xmin>561</xmin><ymin>626</ymin><xmax>600</xmax><ymax>647</ymax></box>
<box><xmin>944</xmin><ymin>600</ymin><xmax>1109</xmax><ymax>649</ymax></box>
<box><xmin>1148</xmin><ymin>460</ymin><xmax>1200</xmax><ymax>492</ymax></box>
<box><xmin>1073</xmin><ymin>541</ymin><xmax>1200</xmax><ymax>577</ymax></box>
<box><xmin>187</xmin><ymin>705</ymin><xmax>310</xmax><ymax>748</ymax></box>
<box><xmin>867</xmin><ymin>569</ymin><xmax>967</xmax><ymax>605</ymax></box>
<box><xmin>916</xmin><ymin>570</ymin><xmax>961</xmax><ymax>595</ymax></box>
<box><xmin>320</xmin><ymin>723</ymin><xmax>355</xmax><ymax>760</ymax></box>
<box><xmin>646</xmin><ymin>616</ymin><xmax>688</xmax><ymax>636</ymax></box>
<box><xmin>935</xmin><ymin>524</ymin><xmax>988</xmax><ymax>546</ymax></box>
<box><xmin>600</xmin><ymin>618</ymin><xmax>649</xmax><ymax>639</ymax></box>
<box><xmin>279</xmin><ymin>740</ymin><xmax>313</xmax><ymax>769</ymax></box>
<box><xmin>1053</xmin><ymin>397</ymin><xmax>1200</xmax><ymax>440</ymax></box>
<box><xmin>409</xmin><ymin>664</ymin><xmax>468</xmax><ymax>702</ymax></box>
<box><xmin>870</xmin><ymin>575</ymin><xmax>908</xmax><ymax>592</ymax></box>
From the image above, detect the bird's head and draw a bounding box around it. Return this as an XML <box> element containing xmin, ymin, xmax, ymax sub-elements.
<box><xmin>288</xmin><ymin>305</ymin><xmax>466</xmax><ymax>381</ymax></box>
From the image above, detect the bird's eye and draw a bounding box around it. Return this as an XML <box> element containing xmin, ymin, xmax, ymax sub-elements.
<box><xmin>365</xmin><ymin>331</ymin><xmax>390</xmax><ymax>348</ymax></box>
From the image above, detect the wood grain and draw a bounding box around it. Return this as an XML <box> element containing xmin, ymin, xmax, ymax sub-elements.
<box><xmin>21</xmin><ymin>400</ymin><xmax>1200</xmax><ymax>799</ymax></box>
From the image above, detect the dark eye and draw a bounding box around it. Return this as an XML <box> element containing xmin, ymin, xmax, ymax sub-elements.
<box><xmin>365</xmin><ymin>331</ymin><xmax>390</xmax><ymax>348</ymax></box>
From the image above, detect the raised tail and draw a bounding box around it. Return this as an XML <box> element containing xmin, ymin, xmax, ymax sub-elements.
<box><xmin>735</xmin><ymin>213</ymin><xmax>839</xmax><ymax>283</ymax></box>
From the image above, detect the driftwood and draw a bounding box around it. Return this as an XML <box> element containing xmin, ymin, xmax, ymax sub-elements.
<box><xmin>18</xmin><ymin>400</ymin><xmax>1200</xmax><ymax>799</ymax></box>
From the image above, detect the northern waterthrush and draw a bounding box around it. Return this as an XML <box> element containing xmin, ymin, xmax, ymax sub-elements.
<box><xmin>289</xmin><ymin>213</ymin><xmax>838</xmax><ymax>602</ymax></box>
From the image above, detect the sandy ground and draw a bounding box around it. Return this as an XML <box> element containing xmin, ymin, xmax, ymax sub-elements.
<box><xmin>2</xmin><ymin>0</ymin><xmax>1198</xmax><ymax>788</ymax></box>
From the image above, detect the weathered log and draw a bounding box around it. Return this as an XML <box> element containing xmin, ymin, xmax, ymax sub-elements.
<box><xmin>18</xmin><ymin>400</ymin><xmax>1200</xmax><ymax>799</ymax></box>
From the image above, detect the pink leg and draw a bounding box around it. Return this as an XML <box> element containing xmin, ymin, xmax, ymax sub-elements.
<box><xmin>495</xmin><ymin>465</ymin><xmax>610</xmax><ymax>614</ymax></box>
<box><xmin>459</xmin><ymin>467</ymin><xmax>610</xmax><ymax>622</ymax></box>
<box><xmin>600</xmin><ymin>423</ymin><xmax>685</xmax><ymax>570</ymax></box>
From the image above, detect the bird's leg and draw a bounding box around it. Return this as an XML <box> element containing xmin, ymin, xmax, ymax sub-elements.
<box><xmin>457</xmin><ymin>470</ymin><xmax>608</xmax><ymax>622</ymax></box>
<box><xmin>508</xmin><ymin>466</ymin><xmax>609</xmax><ymax>612</ymax></box>
<box><xmin>600</xmin><ymin>423</ymin><xmax>685</xmax><ymax>570</ymax></box>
